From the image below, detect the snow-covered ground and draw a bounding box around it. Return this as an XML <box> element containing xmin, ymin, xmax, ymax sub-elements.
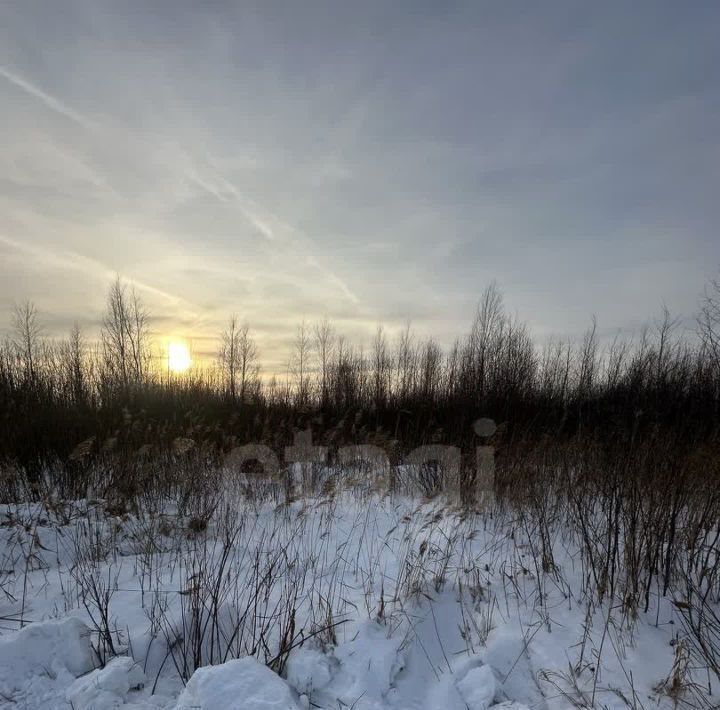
<box><xmin>0</xmin><ymin>474</ymin><xmax>715</xmax><ymax>709</ymax></box>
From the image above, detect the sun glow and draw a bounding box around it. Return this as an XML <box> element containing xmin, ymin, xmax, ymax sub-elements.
<box><xmin>167</xmin><ymin>341</ymin><xmax>191</xmax><ymax>374</ymax></box>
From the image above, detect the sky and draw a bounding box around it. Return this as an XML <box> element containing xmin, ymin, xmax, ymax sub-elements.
<box><xmin>1</xmin><ymin>1</ymin><xmax>719</xmax><ymax>372</ymax></box>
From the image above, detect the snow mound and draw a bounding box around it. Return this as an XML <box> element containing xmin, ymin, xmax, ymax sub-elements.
<box><xmin>0</xmin><ymin>617</ymin><xmax>95</xmax><ymax>699</ymax></box>
<box><xmin>173</xmin><ymin>656</ymin><xmax>299</xmax><ymax>710</ymax></box>
<box><xmin>65</xmin><ymin>656</ymin><xmax>146</xmax><ymax>709</ymax></box>
<box><xmin>421</xmin><ymin>659</ymin><xmax>499</xmax><ymax>710</ymax></box>
<box><xmin>483</xmin><ymin>632</ymin><xmax>544</xmax><ymax>708</ymax></box>
<box><xmin>331</xmin><ymin>621</ymin><xmax>405</xmax><ymax>705</ymax></box>
<box><xmin>456</xmin><ymin>664</ymin><xmax>496</xmax><ymax>710</ymax></box>
<box><xmin>285</xmin><ymin>648</ymin><xmax>335</xmax><ymax>695</ymax></box>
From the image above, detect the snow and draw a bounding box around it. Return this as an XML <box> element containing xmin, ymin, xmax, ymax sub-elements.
<box><xmin>327</xmin><ymin>620</ymin><xmax>406</xmax><ymax>705</ymax></box>
<box><xmin>0</xmin><ymin>617</ymin><xmax>95</xmax><ymax>705</ymax></box>
<box><xmin>173</xmin><ymin>657</ymin><xmax>299</xmax><ymax>710</ymax></box>
<box><xmin>284</xmin><ymin>648</ymin><xmax>334</xmax><ymax>696</ymax></box>
<box><xmin>65</xmin><ymin>656</ymin><xmax>146</xmax><ymax>709</ymax></box>
<box><xmin>0</xmin><ymin>486</ymin><xmax>716</xmax><ymax>709</ymax></box>
<box><xmin>456</xmin><ymin>664</ymin><xmax>497</xmax><ymax>710</ymax></box>
<box><xmin>482</xmin><ymin>631</ymin><xmax>544</xmax><ymax>708</ymax></box>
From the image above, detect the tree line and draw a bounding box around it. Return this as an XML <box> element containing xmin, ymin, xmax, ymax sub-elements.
<box><xmin>1</xmin><ymin>274</ymin><xmax>719</xmax><ymax>472</ymax></box>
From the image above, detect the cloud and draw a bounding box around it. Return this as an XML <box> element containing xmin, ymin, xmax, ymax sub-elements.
<box><xmin>306</xmin><ymin>256</ymin><xmax>359</xmax><ymax>305</ymax></box>
<box><xmin>0</xmin><ymin>1</ymin><xmax>718</xmax><ymax>367</ymax></box>
<box><xmin>185</xmin><ymin>169</ymin><xmax>276</xmax><ymax>241</ymax></box>
<box><xmin>0</xmin><ymin>234</ymin><xmax>194</xmax><ymax>310</ymax></box>
<box><xmin>0</xmin><ymin>65</ymin><xmax>95</xmax><ymax>130</ymax></box>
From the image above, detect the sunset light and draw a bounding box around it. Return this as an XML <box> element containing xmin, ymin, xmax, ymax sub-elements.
<box><xmin>167</xmin><ymin>341</ymin><xmax>191</xmax><ymax>374</ymax></box>
<box><xmin>1</xmin><ymin>3</ymin><xmax>719</xmax><ymax>706</ymax></box>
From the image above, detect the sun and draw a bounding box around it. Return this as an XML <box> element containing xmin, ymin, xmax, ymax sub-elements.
<box><xmin>167</xmin><ymin>341</ymin><xmax>191</xmax><ymax>374</ymax></box>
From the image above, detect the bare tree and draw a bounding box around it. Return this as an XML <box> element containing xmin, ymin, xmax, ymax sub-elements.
<box><xmin>219</xmin><ymin>316</ymin><xmax>239</xmax><ymax>400</ymax></box>
<box><xmin>468</xmin><ymin>283</ymin><xmax>505</xmax><ymax>397</ymax></box>
<box><xmin>12</xmin><ymin>301</ymin><xmax>42</xmax><ymax>383</ymax></box>
<box><xmin>604</xmin><ymin>333</ymin><xmax>630</xmax><ymax>390</ymax></box>
<box><xmin>445</xmin><ymin>338</ymin><xmax>461</xmax><ymax>401</ymax></box>
<box><xmin>653</xmin><ymin>304</ymin><xmax>680</xmax><ymax>386</ymax></box>
<box><xmin>576</xmin><ymin>315</ymin><xmax>598</xmax><ymax>396</ymax></box>
<box><xmin>396</xmin><ymin>322</ymin><xmax>416</xmax><ymax>402</ymax></box>
<box><xmin>62</xmin><ymin>323</ymin><xmax>86</xmax><ymax>406</ymax></box>
<box><xmin>540</xmin><ymin>338</ymin><xmax>568</xmax><ymax>400</ymax></box>
<box><xmin>101</xmin><ymin>277</ymin><xmax>150</xmax><ymax>392</ymax></box>
<box><xmin>314</xmin><ymin>318</ymin><xmax>335</xmax><ymax>408</ymax></box>
<box><xmin>419</xmin><ymin>337</ymin><xmax>442</xmax><ymax>403</ymax></box>
<box><xmin>698</xmin><ymin>272</ymin><xmax>720</xmax><ymax>371</ymax></box>
<box><xmin>292</xmin><ymin>320</ymin><xmax>312</xmax><ymax>407</ymax></box>
<box><xmin>238</xmin><ymin>323</ymin><xmax>259</xmax><ymax>402</ymax></box>
<box><xmin>218</xmin><ymin>316</ymin><xmax>257</xmax><ymax>402</ymax></box>
<box><xmin>371</xmin><ymin>324</ymin><xmax>391</xmax><ymax>409</ymax></box>
<box><xmin>129</xmin><ymin>289</ymin><xmax>150</xmax><ymax>383</ymax></box>
<box><xmin>330</xmin><ymin>334</ymin><xmax>349</xmax><ymax>408</ymax></box>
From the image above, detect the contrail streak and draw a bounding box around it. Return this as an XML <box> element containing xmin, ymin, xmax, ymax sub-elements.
<box><xmin>0</xmin><ymin>65</ymin><xmax>95</xmax><ymax>130</ymax></box>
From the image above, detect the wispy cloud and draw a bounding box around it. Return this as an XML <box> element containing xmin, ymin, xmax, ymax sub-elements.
<box><xmin>186</xmin><ymin>169</ymin><xmax>276</xmax><ymax>241</ymax></box>
<box><xmin>186</xmin><ymin>164</ymin><xmax>360</xmax><ymax>304</ymax></box>
<box><xmin>0</xmin><ymin>65</ymin><xmax>95</xmax><ymax>130</ymax></box>
<box><xmin>306</xmin><ymin>256</ymin><xmax>359</xmax><ymax>305</ymax></box>
<box><xmin>0</xmin><ymin>234</ymin><xmax>194</xmax><ymax>310</ymax></box>
<box><xmin>0</xmin><ymin>1</ymin><xmax>717</xmax><ymax>362</ymax></box>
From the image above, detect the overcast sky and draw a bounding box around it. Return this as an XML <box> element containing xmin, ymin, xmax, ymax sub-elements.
<box><xmin>1</xmin><ymin>1</ymin><xmax>718</xmax><ymax>370</ymax></box>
